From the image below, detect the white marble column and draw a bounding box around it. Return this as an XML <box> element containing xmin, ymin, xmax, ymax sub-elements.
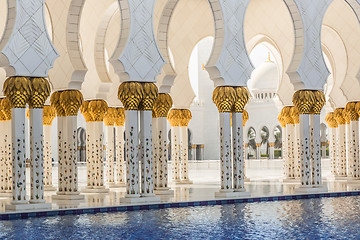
<box><xmin>232</xmin><ymin>112</ymin><xmax>245</xmax><ymax>192</ymax></box>
<box><xmin>56</xmin><ymin>116</ymin><xmax>65</xmax><ymax>194</ymax></box>
<box><xmin>345</xmin><ymin>102</ymin><xmax>360</xmax><ymax>180</ymax></box>
<box><xmin>29</xmin><ymin>108</ymin><xmax>45</xmax><ymax>203</ymax></box>
<box><xmin>93</xmin><ymin>121</ymin><xmax>107</xmax><ymax>190</ymax></box>
<box><xmin>329</xmin><ymin>127</ymin><xmax>337</xmax><ymax>175</ymax></box>
<box><xmin>218</xmin><ymin>112</ymin><xmax>232</xmax><ymax>193</ymax></box>
<box><xmin>4</xmin><ymin>120</ymin><xmax>11</xmax><ymax>193</ymax></box>
<box><xmin>0</xmin><ymin>120</ymin><xmax>6</xmax><ymax>194</ymax></box>
<box><xmin>106</xmin><ymin>125</ymin><xmax>115</xmax><ymax>185</ymax></box>
<box><xmin>64</xmin><ymin>115</ymin><xmax>80</xmax><ymax>195</ymax></box>
<box><xmin>310</xmin><ymin>114</ymin><xmax>322</xmax><ymax>186</ymax></box>
<box><xmin>269</xmin><ymin>143</ymin><xmax>275</xmax><ymax>160</ymax></box>
<box><xmin>115</xmin><ymin>124</ymin><xmax>126</xmax><ymax>186</ymax></box>
<box><xmin>43</xmin><ymin>124</ymin><xmax>55</xmax><ymax>190</ymax></box>
<box><xmin>171</xmin><ymin>126</ymin><xmax>181</xmax><ymax>183</ymax></box>
<box><xmin>298</xmin><ymin>114</ymin><xmax>312</xmax><ymax>188</ymax></box>
<box><xmin>286</xmin><ymin>123</ymin><xmax>295</xmax><ymax>179</ymax></box>
<box><xmin>11</xmin><ymin>108</ymin><xmax>27</xmax><ymax>204</ymax></box>
<box><xmin>140</xmin><ymin>110</ymin><xmax>155</xmax><ymax>196</ymax></box>
<box><xmin>52</xmin><ymin>90</ymin><xmax>84</xmax><ymax>200</ymax></box>
<box><xmin>156</xmin><ymin>117</ymin><xmax>171</xmax><ymax>192</ymax></box>
<box><xmin>334</xmin><ymin>109</ymin><xmax>347</xmax><ymax>177</ymax></box>
<box><xmin>152</xmin><ymin>116</ymin><xmax>159</xmax><ymax>189</ymax></box>
<box><xmin>86</xmin><ymin>121</ymin><xmax>94</xmax><ymax>188</ymax></box>
<box><xmin>294</xmin><ymin>123</ymin><xmax>301</xmax><ymax>178</ymax></box>
<box><xmin>179</xmin><ymin>125</ymin><xmax>192</xmax><ymax>184</ymax></box>
<box><xmin>125</xmin><ymin>110</ymin><xmax>140</xmax><ymax>197</ymax></box>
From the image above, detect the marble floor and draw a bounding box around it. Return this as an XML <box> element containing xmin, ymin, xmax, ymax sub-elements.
<box><xmin>1</xmin><ymin>159</ymin><xmax>360</xmax><ymax>213</ymax></box>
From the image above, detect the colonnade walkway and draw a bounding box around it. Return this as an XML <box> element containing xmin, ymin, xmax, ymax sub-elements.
<box><xmin>0</xmin><ymin>159</ymin><xmax>359</xmax><ymax>214</ymax></box>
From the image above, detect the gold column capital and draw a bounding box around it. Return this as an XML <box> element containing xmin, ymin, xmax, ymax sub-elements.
<box><xmin>243</xmin><ymin>110</ymin><xmax>249</xmax><ymax>127</ymax></box>
<box><xmin>278</xmin><ymin>112</ymin><xmax>286</xmax><ymax>128</ymax></box>
<box><xmin>1</xmin><ymin>98</ymin><xmax>11</xmax><ymax>121</ymax></box>
<box><xmin>233</xmin><ymin>87</ymin><xmax>249</xmax><ymax>113</ymax></box>
<box><xmin>60</xmin><ymin>90</ymin><xmax>84</xmax><ymax>117</ymax></box>
<box><xmin>0</xmin><ymin>98</ymin><xmax>6</xmax><ymax>121</ymax></box>
<box><xmin>43</xmin><ymin>105</ymin><xmax>56</xmax><ymax>126</ymax></box>
<box><xmin>311</xmin><ymin>91</ymin><xmax>325</xmax><ymax>115</ymax></box>
<box><xmin>325</xmin><ymin>112</ymin><xmax>338</xmax><ymax>128</ymax></box>
<box><xmin>167</xmin><ymin>109</ymin><xmax>182</xmax><ymax>127</ymax></box>
<box><xmin>292</xmin><ymin>90</ymin><xmax>315</xmax><ymax>115</ymax></box>
<box><xmin>282</xmin><ymin>106</ymin><xmax>294</xmax><ymax>125</ymax></box>
<box><xmin>80</xmin><ymin>101</ymin><xmax>94</xmax><ymax>122</ymax></box>
<box><xmin>50</xmin><ymin>91</ymin><xmax>66</xmax><ymax>117</ymax></box>
<box><xmin>115</xmin><ymin>107</ymin><xmax>125</xmax><ymax>127</ymax></box>
<box><xmin>139</xmin><ymin>82</ymin><xmax>158</xmax><ymax>111</ymax></box>
<box><xmin>290</xmin><ymin>106</ymin><xmax>299</xmax><ymax>124</ymax></box>
<box><xmin>89</xmin><ymin>99</ymin><xmax>108</xmax><ymax>121</ymax></box>
<box><xmin>3</xmin><ymin>76</ymin><xmax>32</xmax><ymax>108</ymax></box>
<box><xmin>104</xmin><ymin>107</ymin><xmax>117</xmax><ymax>126</ymax></box>
<box><xmin>334</xmin><ymin>108</ymin><xmax>346</xmax><ymax>125</ymax></box>
<box><xmin>153</xmin><ymin>93</ymin><xmax>173</xmax><ymax>118</ymax></box>
<box><xmin>29</xmin><ymin>77</ymin><xmax>51</xmax><ymax>109</ymax></box>
<box><xmin>212</xmin><ymin>86</ymin><xmax>236</xmax><ymax>113</ymax></box>
<box><xmin>345</xmin><ymin>102</ymin><xmax>359</xmax><ymax>121</ymax></box>
<box><xmin>179</xmin><ymin>109</ymin><xmax>192</xmax><ymax>127</ymax></box>
<box><xmin>269</xmin><ymin>142</ymin><xmax>275</xmax><ymax>147</ymax></box>
<box><xmin>118</xmin><ymin>82</ymin><xmax>144</xmax><ymax>111</ymax></box>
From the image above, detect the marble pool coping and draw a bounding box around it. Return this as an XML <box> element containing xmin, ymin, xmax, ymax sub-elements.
<box><xmin>1</xmin><ymin>190</ymin><xmax>360</xmax><ymax>221</ymax></box>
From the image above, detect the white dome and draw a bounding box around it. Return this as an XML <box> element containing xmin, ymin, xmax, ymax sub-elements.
<box><xmin>248</xmin><ymin>61</ymin><xmax>279</xmax><ymax>93</ymax></box>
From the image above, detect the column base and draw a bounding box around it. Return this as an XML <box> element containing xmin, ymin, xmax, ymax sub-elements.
<box><xmin>5</xmin><ymin>203</ymin><xmax>51</xmax><ymax>211</ymax></box>
<box><xmin>282</xmin><ymin>178</ymin><xmax>301</xmax><ymax>183</ymax></box>
<box><xmin>294</xmin><ymin>185</ymin><xmax>328</xmax><ymax>193</ymax></box>
<box><xmin>346</xmin><ymin>178</ymin><xmax>360</xmax><ymax>184</ymax></box>
<box><xmin>215</xmin><ymin>189</ymin><xmax>251</xmax><ymax>198</ymax></box>
<box><xmin>108</xmin><ymin>182</ymin><xmax>126</xmax><ymax>188</ymax></box>
<box><xmin>82</xmin><ymin>187</ymin><xmax>110</xmax><ymax>193</ymax></box>
<box><xmin>173</xmin><ymin>179</ymin><xmax>181</xmax><ymax>183</ymax></box>
<box><xmin>154</xmin><ymin>188</ymin><xmax>174</xmax><ymax>195</ymax></box>
<box><xmin>52</xmin><ymin>193</ymin><xmax>85</xmax><ymax>201</ymax></box>
<box><xmin>44</xmin><ymin>186</ymin><xmax>57</xmax><ymax>191</ymax></box>
<box><xmin>0</xmin><ymin>192</ymin><xmax>12</xmax><ymax>197</ymax></box>
<box><xmin>326</xmin><ymin>176</ymin><xmax>348</xmax><ymax>181</ymax></box>
<box><xmin>176</xmin><ymin>179</ymin><xmax>193</xmax><ymax>185</ymax></box>
<box><xmin>120</xmin><ymin>196</ymin><xmax>160</xmax><ymax>204</ymax></box>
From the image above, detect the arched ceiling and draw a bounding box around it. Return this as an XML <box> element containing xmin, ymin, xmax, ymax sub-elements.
<box><xmin>0</xmin><ymin>0</ymin><xmax>358</xmax><ymax>111</ymax></box>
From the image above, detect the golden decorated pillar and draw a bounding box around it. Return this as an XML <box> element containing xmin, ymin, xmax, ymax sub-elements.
<box><xmin>179</xmin><ymin>109</ymin><xmax>192</xmax><ymax>184</ymax></box>
<box><xmin>80</xmin><ymin>101</ymin><xmax>95</xmax><ymax>189</ymax></box>
<box><xmin>213</xmin><ymin>86</ymin><xmax>239</xmax><ymax>197</ymax></box>
<box><xmin>167</xmin><ymin>109</ymin><xmax>182</xmax><ymax>183</ymax></box>
<box><xmin>43</xmin><ymin>105</ymin><xmax>56</xmax><ymax>191</ymax></box>
<box><xmin>153</xmin><ymin>93</ymin><xmax>173</xmax><ymax>193</ymax></box>
<box><xmin>283</xmin><ymin>106</ymin><xmax>296</xmax><ymax>180</ymax></box>
<box><xmin>334</xmin><ymin>108</ymin><xmax>347</xmax><ymax>177</ymax></box>
<box><xmin>325</xmin><ymin>112</ymin><xmax>338</xmax><ymax>177</ymax></box>
<box><xmin>104</xmin><ymin>107</ymin><xmax>117</xmax><ymax>186</ymax></box>
<box><xmin>232</xmin><ymin>87</ymin><xmax>249</xmax><ymax>193</ymax></box>
<box><xmin>310</xmin><ymin>91</ymin><xmax>325</xmax><ymax>186</ymax></box>
<box><xmin>115</xmin><ymin>107</ymin><xmax>126</xmax><ymax>186</ymax></box>
<box><xmin>28</xmin><ymin>77</ymin><xmax>51</xmax><ymax>204</ymax></box>
<box><xmin>118</xmin><ymin>82</ymin><xmax>144</xmax><ymax>199</ymax></box>
<box><xmin>3</xmin><ymin>77</ymin><xmax>32</xmax><ymax>205</ymax></box>
<box><xmin>346</xmin><ymin>102</ymin><xmax>360</xmax><ymax>179</ymax></box>
<box><xmin>291</xmin><ymin>106</ymin><xmax>301</xmax><ymax>179</ymax></box>
<box><xmin>139</xmin><ymin>83</ymin><xmax>158</xmax><ymax>197</ymax></box>
<box><xmin>88</xmin><ymin>100</ymin><xmax>109</xmax><ymax>192</ymax></box>
<box><xmin>52</xmin><ymin>90</ymin><xmax>84</xmax><ymax>200</ymax></box>
<box><xmin>292</xmin><ymin>90</ymin><xmax>315</xmax><ymax>190</ymax></box>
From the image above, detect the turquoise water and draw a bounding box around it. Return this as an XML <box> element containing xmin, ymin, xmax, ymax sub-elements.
<box><xmin>1</xmin><ymin>196</ymin><xmax>360</xmax><ymax>239</ymax></box>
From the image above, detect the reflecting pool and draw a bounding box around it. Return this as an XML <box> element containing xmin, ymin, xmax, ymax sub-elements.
<box><xmin>1</xmin><ymin>196</ymin><xmax>360</xmax><ymax>240</ymax></box>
